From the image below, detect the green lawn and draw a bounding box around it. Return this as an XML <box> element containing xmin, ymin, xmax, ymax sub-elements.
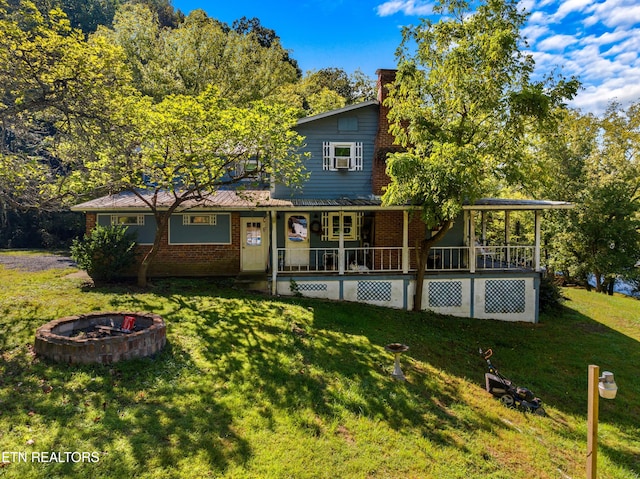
<box><xmin>0</xmin><ymin>260</ymin><xmax>638</xmax><ymax>478</ymax></box>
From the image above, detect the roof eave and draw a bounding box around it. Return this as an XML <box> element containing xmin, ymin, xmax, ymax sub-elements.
<box><xmin>296</xmin><ymin>100</ymin><xmax>379</xmax><ymax>126</ymax></box>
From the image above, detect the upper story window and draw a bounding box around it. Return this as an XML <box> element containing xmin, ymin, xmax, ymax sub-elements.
<box><xmin>236</xmin><ymin>157</ymin><xmax>261</xmax><ymax>179</ymax></box>
<box><xmin>322</xmin><ymin>141</ymin><xmax>363</xmax><ymax>171</ymax></box>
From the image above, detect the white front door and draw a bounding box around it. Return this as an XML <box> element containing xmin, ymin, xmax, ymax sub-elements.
<box><xmin>284</xmin><ymin>213</ymin><xmax>309</xmax><ymax>268</ymax></box>
<box><xmin>241</xmin><ymin>218</ymin><xmax>267</xmax><ymax>272</ymax></box>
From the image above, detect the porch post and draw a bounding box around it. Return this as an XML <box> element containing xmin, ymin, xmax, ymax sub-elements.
<box><xmin>505</xmin><ymin>210</ymin><xmax>511</xmax><ymax>266</ymax></box>
<box><xmin>402</xmin><ymin>210</ymin><xmax>409</xmax><ymax>273</ymax></box>
<box><xmin>338</xmin><ymin>212</ymin><xmax>345</xmax><ymax>275</ymax></box>
<box><xmin>469</xmin><ymin>210</ymin><xmax>476</xmax><ymax>274</ymax></box>
<box><xmin>481</xmin><ymin>211</ymin><xmax>487</xmax><ymax>244</ymax></box>
<box><xmin>270</xmin><ymin>210</ymin><xmax>278</xmax><ymax>295</ymax></box>
<box><xmin>534</xmin><ymin>210</ymin><xmax>541</xmax><ymax>272</ymax></box>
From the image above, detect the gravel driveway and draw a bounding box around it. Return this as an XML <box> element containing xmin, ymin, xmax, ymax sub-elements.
<box><xmin>0</xmin><ymin>253</ymin><xmax>77</xmax><ymax>272</ymax></box>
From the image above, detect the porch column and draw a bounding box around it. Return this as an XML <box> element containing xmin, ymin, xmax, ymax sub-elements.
<box><xmin>402</xmin><ymin>210</ymin><xmax>409</xmax><ymax>273</ymax></box>
<box><xmin>338</xmin><ymin>212</ymin><xmax>345</xmax><ymax>275</ymax></box>
<box><xmin>505</xmin><ymin>210</ymin><xmax>511</xmax><ymax>265</ymax></box>
<box><xmin>534</xmin><ymin>210</ymin><xmax>541</xmax><ymax>272</ymax></box>
<box><xmin>270</xmin><ymin>211</ymin><xmax>278</xmax><ymax>295</ymax></box>
<box><xmin>481</xmin><ymin>211</ymin><xmax>487</xmax><ymax>244</ymax></box>
<box><xmin>469</xmin><ymin>210</ymin><xmax>476</xmax><ymax>274</ymax></box>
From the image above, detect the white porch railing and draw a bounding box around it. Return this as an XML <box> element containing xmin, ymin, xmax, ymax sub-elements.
<box><xmin>276</xmin><ymin>245</ymin><xmax>536</xmax><ymax>274</ymax></box>
<box><xmin>475</xmin><ymin>246</ymin><xmax>535</xmax><ymax>271</ymax></box>
<box><xmin>276</xmin><ymin>247</ymin><xmax>404</xmax><ymax>273</ymax></box>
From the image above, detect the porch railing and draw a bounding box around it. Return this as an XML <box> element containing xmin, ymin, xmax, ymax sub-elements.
<box><xmin>276</xmin><ymin>245</ymin><xmax>536</xmax><ymax>274</ymax></box>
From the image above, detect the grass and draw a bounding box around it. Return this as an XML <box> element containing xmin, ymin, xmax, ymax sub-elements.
<box><xmin>0</xmin><ymin>260</ymin><xmax>639</xmax><ymax>478</ymax></box>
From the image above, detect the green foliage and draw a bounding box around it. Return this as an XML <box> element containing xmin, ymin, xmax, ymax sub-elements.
<box><xmin>533</xmin><ymin>104</ymin><xmax>640</xmax><ymax>290</ymax></box>
<box><xmin>0</xmin><ymin>0</ymin><xmax>135</xmax><ymax>211</ymax></box>
<box><xmin>0</xmin><ymin>210</ymin><xmax>84</xmax><ymax>248</ymax></box>
<box><xmin>1</xmin><ymin>268</ymin><xmax>639</xmax><ymax>478</ymax></box>
<box><xmin>277</xmin><ymin>68</ymin><xmax>377</xmax><ymax>116</ymax></box>
<box><xmin>381</xmin><ymin>0</ymin><xmax>578</xmax><ymax>309</ymax></box>
<box><xmin>538</xmin><ymin>274</ymin><xmax>564</xmax><ymax>312</ymax></box>
<box><xmin>70</xmin><ymin>224</ymin><xmax>137</xmax><ymax>282</ymax></box>
<box><xmin>383</xmin><ymin>0</ymin><xmax>578</xmax><ymax>223</ymax></box>
<box><xmin>100</xmin><ymin>5</ymin><xmax>299</xmax><ymax>104</ymax></box>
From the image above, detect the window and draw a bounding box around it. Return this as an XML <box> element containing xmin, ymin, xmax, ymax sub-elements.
<box><xmin>322</xmin><ymin>142</ymin><xmax>363</xmax><ymax>171</ymax></box>
<box><xmin>236</xmin><ymin>157</ymin><xmax>261</xmax><ymax>179</ymax></box>
<box><xmin>110</xmin><ymin>215</ymin><xmax>144</xmax><ymax>226</ymax></box>
<box><xmin>322</xmin><ymin>212</ymin><xmax>362</xmax><ymax>241</ymax></box>
<box><xmin>182</xmin><ymin>214</ymin><xmax>217</xmax><ymax>226</ymax></box>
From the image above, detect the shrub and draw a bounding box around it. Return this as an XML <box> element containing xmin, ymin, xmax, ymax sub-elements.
<box><xmin>70</xmin><ymin>224</ymin><xmax>137</xmax><ymax>282</ymax></box>
<box><xmin>539</xmin><ymin>274</ymin><xmax>564</xmax><ymax>312</ymax></box>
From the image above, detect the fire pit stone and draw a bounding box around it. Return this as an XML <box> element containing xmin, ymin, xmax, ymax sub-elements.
<box><xmin>35</xmin><ymin>311</ymin><xmax>166</xmax><ymax>364</ymax></box>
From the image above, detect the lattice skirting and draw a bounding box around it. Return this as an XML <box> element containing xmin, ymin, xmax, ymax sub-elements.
<box><xmin>428</xmin><ymin>281</ymin><xmax>463</xmax><ymax>308</ymax></box>
<box><xmin>485</xmin><ymin>279</ymin><xmax>526</xmax><ymax>314</ymax></box>
<box><xmin>357</xmin><ymin>281</ymin><xmax>392</xmax><ymax>302</ymax></box>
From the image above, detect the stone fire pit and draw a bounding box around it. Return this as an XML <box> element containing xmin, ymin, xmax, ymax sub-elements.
<box><xmin>35</xmin><ymin>312</ymin><xmax>166</xmax><ymax>364</ymax></box>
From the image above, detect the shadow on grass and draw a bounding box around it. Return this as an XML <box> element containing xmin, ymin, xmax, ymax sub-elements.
<box><xmin>107</xmin><ymin>283</ymin><xmax>527</xmax><ymax>455</ymax></box>
<box><xmin>0</xmin><ymin>326</ymin><xmax>251</xmax><ymax>477</ymax></box>
<box><xmin>3</xmin><ymin>277</ymin><xmax>638</xmax><ymax>477</ymax></box>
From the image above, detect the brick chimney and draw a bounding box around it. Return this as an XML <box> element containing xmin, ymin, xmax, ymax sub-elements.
<box><xmin>373</xmin><ymin>69</ymin><xmax>401</xmax><ymax>196</ymax></box>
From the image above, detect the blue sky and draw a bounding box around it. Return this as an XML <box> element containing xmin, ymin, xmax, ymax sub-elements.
<box><xmin>172</xmin><ymin>0</ymin><xmax>640</xmax><ymax>115</ymax></box>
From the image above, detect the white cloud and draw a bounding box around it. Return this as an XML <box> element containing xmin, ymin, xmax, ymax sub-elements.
<box><xmin>537</xmin><ymin>34</ymin><xmax>577</xmax><ymax>50</ymax></box>
<box><xmin>376</xmin><ymin>0</ymin><xmax>433</xmax><ymax>17</ymax></box>
<box><xmin>584</xmin><ymin>0</ymin><xmax>640</xmax><ymax>27</ymax></box>
<box><xmin>550</xmin><ymin>0</ymin><xmax>594</xmax><ymax>22</ymax></box>
<box><xmin>524</xmin><ymin>0</ymin><xmax>640</xmax><ymax>114</ymax></box>
<box><xmin>521</xmin><ymin>24</ymin><xmax>549</xmax><ymax>43</ymax></box>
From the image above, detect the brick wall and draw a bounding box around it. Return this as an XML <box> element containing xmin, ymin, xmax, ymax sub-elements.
<box><xmin>373</xmin><ymin>210</ymin><xmax>425</xmax><ymax>269</ymax></box>
<box><xmin>373</xmin><ymin>69</ymin><xmax>404</xmax><ymax>196</ymax></box>
<box><xmin>86</xmin><ymin>213</ymin><xmax>96</xmax><ymax>232</ymax></box>
<box><xmin>140</xmin><ymin>212</ymin><xmax>241</xmax><ymax>277</ymax></box>
<box><xmin>84</xmin><ymin>212</ymin><xmax>241</xmax><ymax>277</ymax></box>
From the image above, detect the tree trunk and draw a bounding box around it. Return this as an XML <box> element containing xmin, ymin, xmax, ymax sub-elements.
<box><xmin>137</xmin><ymin>213</ymin><xmax>169</xmax><ymax>288</ymax></box>
<box><xmin>594</xmin><ymin>270</ymin><xmax>602</xmax><ymax>293</ymax></box>
<box><xmin>413</xmin><ymin>220</ymin><xmax>453</xmax><ymax>312</ymax></box>
<box><xmin>607</xmin><ymin>277</ymin><xmax>615</xmax><ymax>296</ymax></box>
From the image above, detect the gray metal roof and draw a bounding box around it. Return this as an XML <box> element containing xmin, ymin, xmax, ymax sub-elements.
<box><xmin>71</xmin><ymin>189</ymin><xmax>293</xmax><ymax>212</ymax></box>
<box><xmin>462</xmin><ymin>198</ymin><xmax>574</xmax><ymax>210</ymax></box>
<box><xmin>72</xmin><ymin>190</ymin><xmax>572</xmax><ymax>213</ymax></box>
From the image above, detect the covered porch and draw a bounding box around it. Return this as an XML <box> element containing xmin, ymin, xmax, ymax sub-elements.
<box><xmin>272</xmin><ymin>199</ymin><xmax>572</xmax><ymax>276</ymax></box>
<box><xmin>271</xmin><ymin>199</ymin><xmax>572</xmax><ymax>323</ymax></box>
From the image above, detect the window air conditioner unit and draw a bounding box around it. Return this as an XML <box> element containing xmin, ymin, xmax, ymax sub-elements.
<box><xmin>335</xmin><ymin>157</ymin><xmax>351</xmax><ymax>169</ymax></box>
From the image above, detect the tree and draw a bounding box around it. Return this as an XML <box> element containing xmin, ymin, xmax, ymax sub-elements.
<box><xmin>276</xmin><ymin>68</ymin><xmax>377</xmax><ymax>117</ymax></box>
<box><xmin>62</xmin><ymin>86</ymin><xmax>307</xmax><ymax>286</ymax></box>
<box><xmin>535</xmin><ymin>104</ymin><xmax>640</xmax><ymax>292</ymax></box>
<box><xmin>381</xmin><ymin>0</ymin><xmax>578</xmax><ymax>310</ymax></box>
<box><xmin>100</xmin><ymin>6</ymin><xmax>300</xmax><ymax>104</ymax></box>
<box><xmin>0</xmin><ymin>0</ymin><xmax>132</xmax><ymax>212</ymax></box>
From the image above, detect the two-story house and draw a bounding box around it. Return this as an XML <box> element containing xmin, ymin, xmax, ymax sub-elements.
<box><xmin>72</xmin><ymin>69</ymin><xmax>571</xmax><ymax>322</ymax></box>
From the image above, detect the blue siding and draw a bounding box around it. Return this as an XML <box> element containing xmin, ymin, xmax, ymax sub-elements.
<box><xmin>274</xmin><ymin>104</ymin><xmax>379</xmax><ymax>200</ymax></box>
<box><xmin>169</xmin><ymin>213</ymin><xmax>231</xmax><ymax>244</ymax></box>
<box><xmin>97</xmin><ymin>213</ymin><xmax>156</xmax><ymax>244</ymax></box>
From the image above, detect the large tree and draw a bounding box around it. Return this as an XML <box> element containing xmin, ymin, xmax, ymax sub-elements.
<box><xmin>0</xmin><ymin>0</ymin><xmax>132</xmax><ymax>212</ymax></box>
<box><xmin>381</xmin><ymin>0</ymin><xmax>578</xmax><ymax>310</ymax></box>
<box><xmin>534</xmin><ymin>105</ymin><xmax>640</xmax><ymax>292</ymax></box>
<box><xmin>100</xmin><ymin>6</ymin><xmax>299</xmax><ymax>104</ymax></box>
<box><xmin>63</xmin><ymin>86</ymin><xmax>307</xmax><ymax>286</ymax></box>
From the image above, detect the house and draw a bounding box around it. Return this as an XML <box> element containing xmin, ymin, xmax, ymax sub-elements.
<box><xmin>71</xmin><ymin>69</ymin><xmax>572</xmax><ymax>323</ymax></box>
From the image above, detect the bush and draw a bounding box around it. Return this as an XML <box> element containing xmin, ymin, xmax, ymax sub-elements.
<box><xmin>538</xmin><ymin>274</ymin><xmax>564</xmax><ymax>312</ymax></box>
<box><xmin>70</xmin><ymin>224</ymin><xmax>137</xmax><ymax>282</ymax></box>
